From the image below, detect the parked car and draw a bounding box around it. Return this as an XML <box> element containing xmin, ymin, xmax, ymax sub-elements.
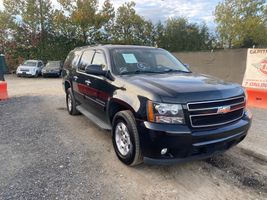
<box><xmin>42</xmin><ymin>61</ymin><xmax>63</xmax><ymax>77</ymax></box>
<box><xmin>16</xmin><ymin>60</ymin><xmax>44</xmax><ymax>77</ymax></box>
<box><xmin>62</xmin><ymin>45</ymin><xmax>252</xmax><ymax>166</ymax></box>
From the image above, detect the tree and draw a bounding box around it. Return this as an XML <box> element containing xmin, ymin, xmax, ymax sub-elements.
<box><xmin>0</xmin><ymin>10</ymin><xmax>14</xmax><ymax>52</ymax></box>
<box><xmin>156</xmin><ymin>17</ymin><xmax>213</xmax><ymax>52</ymax></box>
<box><xmin>0</xmin><ymin>0</ymin><xmax>218</xmax><ymax>70</ymax></box>
<box><xmin>155</xmin><ymin>21</ymin><xmax>165</xmax><ymax>48</ymax></box>
<box><xmin>111</xmin><ymin>1</ymin><xmax>154</xmax><ymax>45</ymax></box>
<box><xmin>57</xmin><ymin>0</ymin><xmax>104</xmax><ymax>44</ymax></box>
<box><xmin>214</xmin><ymin>0</ymin><xmax>267</xmax><ymax>48</ymax></box>
<box><xmin>95</xmin><ymin>0</ymin><xmax>115</xmax><ymax>43</ymax></box>
<box><xmin>1</xmin><ymin>0</ymin><xmax>54</xmax><ymax>66</ymax></box>
<box><xmin>71</xmin><ymin>0</ymin><xmax>98</xmax><ymax>43</ymax></box>
<box><xmin>6</xmin><ymin>0</ymin><xmax>53</xmax><ymax>49</ymax></box>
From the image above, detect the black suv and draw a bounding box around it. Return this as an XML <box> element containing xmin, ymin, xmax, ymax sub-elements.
<box><xmin>62</xmin><ymin>45</ymin><xmax>252</xmax><ymax>166</ymax></box>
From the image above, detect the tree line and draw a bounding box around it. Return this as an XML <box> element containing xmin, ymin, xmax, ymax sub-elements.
<box><xmin>0</xmin><ymin>0</ymin><xmax>266</xmax><ymax>70</ymax></box>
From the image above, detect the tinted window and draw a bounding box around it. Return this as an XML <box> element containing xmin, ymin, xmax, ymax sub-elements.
<box><xmin>38</xmin><ymin>62</ymin><xmax>42</xmax><ymax>67</ymax></box>
<box><xmin>78</xmin><ymin>50</ymin><xmax>94</xmax><ymax>71</ymax></box>
<box><xmin>64</xmin><ymin>51</ymin><xmax>75</xmax><ymax>69</ymax></box>
<box><xmin>45</xmin><ymin>61</ymin><xmax>61</xmax><ymax>69</ymax></box>
<box><xmin>72</xmin><ymin>51</ymin><xmax>82</xmax><ymax>69</ymax></box>
<box><xmin>92</xmin><ymin>51</ymin><xmax>107</xmax><ymax>69</ymax></box>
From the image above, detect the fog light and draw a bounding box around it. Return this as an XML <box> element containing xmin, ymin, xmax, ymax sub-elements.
<box><xmin>161</xmin><ymin>148</ymin><xmax>168</xmax><ymax>155</ymax></box>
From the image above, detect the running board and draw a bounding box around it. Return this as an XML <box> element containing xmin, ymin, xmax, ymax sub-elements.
<box><xmin>76</xmin><ymin>105</ymin><xmax>112</xmax><ymax>131</ymax></box>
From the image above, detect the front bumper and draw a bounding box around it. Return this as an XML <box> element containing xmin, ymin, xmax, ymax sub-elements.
<box><xmin>17</xmin><ymin>71</ymin><xmax>35</xmax><ymax>77</ymax></box>
<box><xmin>42</xmin><ymin>71</ymin><xmax>61</xmax><ymax>77</ymax></box>
<box><xmin>137</xmin><ymin>111</ymin><xmax>252</xmax><ymax>165</ymax></box>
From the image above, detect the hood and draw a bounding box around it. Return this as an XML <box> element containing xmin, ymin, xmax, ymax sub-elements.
<box><xmin>44</xmin><ymin>66</ymin><xmax>60</xmax><ymax>70</ymax></box>
<box><xmin>18</xmin><ymin>65</ymin><xmax>37</xmax><ymax>70</ymax></box>
<box><xmin>122</xmin><ymin>72</ymin><xmax>244</xmax><ymax>103</ymax></box>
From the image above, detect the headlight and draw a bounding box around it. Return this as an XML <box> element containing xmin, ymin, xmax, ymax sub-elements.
<box><xmin>147</xmin><ymin>101</ymin><xmax>185</xmax><ymax>124</ymax></box>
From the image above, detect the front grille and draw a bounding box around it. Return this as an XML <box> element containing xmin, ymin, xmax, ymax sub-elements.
<box><xmin>187</xmin><ymin>96</ymin><xmax>245</xmax><ymax>128</ymax></box>
<box><xmin>21</xmin><ymin>69</ymin><xmax>30</xmax><ymax>72</ymax></box>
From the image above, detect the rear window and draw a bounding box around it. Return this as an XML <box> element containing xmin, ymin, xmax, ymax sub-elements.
<box><xmin>46</xmin><ymin>61</ymin><xmax>61</xmax><ymax>68</ymax></box>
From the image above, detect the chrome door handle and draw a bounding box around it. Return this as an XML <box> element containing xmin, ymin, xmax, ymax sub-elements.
<box><xmin>85</xmin><ymin>80</ymin><xmax>91</xmax><ymax>85</ymax></box>
<box><xmin>73</xmin><ymin>76</ymin><xmax>78</xmax><ymax>81</ymax></box>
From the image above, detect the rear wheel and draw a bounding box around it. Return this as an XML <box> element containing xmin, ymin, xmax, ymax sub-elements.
<box><xmin>66</xmin><ymin>88</ymin><xmax>80</xmax><ymax>115</ymax></box>
<box><xmin>112</xmin><ymin>110</ymin><xmax>143</xmax><ymax>166</ymax></box>
<box><xmin>34</xmin><ymin>71</ymin><xmax>38</xmax><ymax>78</ymax></box>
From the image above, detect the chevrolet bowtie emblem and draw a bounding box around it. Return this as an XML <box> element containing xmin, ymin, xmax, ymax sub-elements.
<box><xmin>217</xmin><ymin>105</ymin><xmax>231</xmax><ymax>114</ymax></box>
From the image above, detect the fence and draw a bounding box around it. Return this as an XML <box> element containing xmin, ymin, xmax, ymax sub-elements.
<box><xmin>172</xmin><ymin>49</ymin><xmax>247</xmax><ymax>84</ymax></box>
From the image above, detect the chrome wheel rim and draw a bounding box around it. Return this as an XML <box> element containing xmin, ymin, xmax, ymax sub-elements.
<box><xmin>68</xmin><ymin>94</ymin><xmax>72</xmax><ymax>111</ymax></box>
<box><xmin>115</xmin><ymin>122</ymin><xmax>132</xmax><ymax>156</ymax></box>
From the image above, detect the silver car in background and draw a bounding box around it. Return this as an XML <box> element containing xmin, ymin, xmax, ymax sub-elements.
<box><xmin>16</xmin><ymin>60</ymin><xmax>44</xmax><ymax>77</ymax></box>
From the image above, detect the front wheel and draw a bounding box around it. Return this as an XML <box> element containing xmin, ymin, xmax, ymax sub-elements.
<box><xmin>112</xmin><ymin>110</ymin><xmax>143</xmax><ymax>166</ymax></box>
<box><xmin>66</xmin><ymin>88</ymin><xmax>80</xmax><ymax>115</ymax></box>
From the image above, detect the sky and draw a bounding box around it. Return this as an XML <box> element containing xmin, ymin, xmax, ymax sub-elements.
<box><xmin>0</xmin><ymin>0</ymin><xmax>220</xmax><ymax>30</ymax></box>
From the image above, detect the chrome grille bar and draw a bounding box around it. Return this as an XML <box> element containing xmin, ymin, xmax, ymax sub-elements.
<box><xmin>187</xmin><ymin>96</ymin><xmax>245</xmax><ymax>128</ymax></box>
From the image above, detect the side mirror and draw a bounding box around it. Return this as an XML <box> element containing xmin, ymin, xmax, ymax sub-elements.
<box><xmin>184</xmin><ymin>63</ymin><xmax>190</xmax><ymax>68</ymax></box>
<box><xmin>85</xmin><ymin>64</ymin><xmax>107</xmax><ymax>76</ymax></box>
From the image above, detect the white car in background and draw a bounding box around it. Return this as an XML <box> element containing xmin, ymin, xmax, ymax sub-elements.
<box><xmin>16</xmin><ymin>60</ymin><xmax>44</xmax><ymax>77</ymax></box>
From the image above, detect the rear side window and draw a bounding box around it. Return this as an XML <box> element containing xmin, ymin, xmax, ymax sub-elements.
<box><xmin>64</xmin><ymin>50</ymin><xmax>82</xmax><ymax>70</ymax></box>
<box><xmin>72</xmin><ymin>52</ymin><xmax>82</xmax><ymax>69</ymax></box>
<box><xmin>64</xmin><ymin>51</ymin><xmax>75</xmax><ymax>70</ymax></box>
<box><xmin>78</xmin><ymin>50</ymin><xmax>94</xmax><ymax>71</ymax></box>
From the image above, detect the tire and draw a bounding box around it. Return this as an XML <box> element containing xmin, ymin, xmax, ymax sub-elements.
<box><xmin>66</xmin><ymin>88</ymin><xmax>80</xmax><ymax>115</ymax></box>
<box><xmin>34</xmin><ymin>71</ymin><xmax>38</xmax><ymax>78</ymax></box>
<box><xmin>112</xmin><ymin>110</ymin><xmax>143</xmax><ymax>166</ymax></box>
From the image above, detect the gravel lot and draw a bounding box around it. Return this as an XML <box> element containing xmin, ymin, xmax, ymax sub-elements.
<box><xmin>0</xmin><ymin>75</ymin><xmax>266</xmax><ymax>200</ymax></box>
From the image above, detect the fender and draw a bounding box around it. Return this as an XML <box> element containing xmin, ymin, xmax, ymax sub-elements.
<box><xmin>63</xmin><ymin>79</ymin><xmax>72</xmax><ymax>93</ymax></box>
<box><xmin>106</xmin><ymin>89</ymin><xmax>148</xmax><ymax>124</ymax></box>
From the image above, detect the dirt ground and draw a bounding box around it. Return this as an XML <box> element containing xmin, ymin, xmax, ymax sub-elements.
<box><xmin>0</xmin><ymin>75</ymin><xmax>266</xmax><ymax>200</ymax></box>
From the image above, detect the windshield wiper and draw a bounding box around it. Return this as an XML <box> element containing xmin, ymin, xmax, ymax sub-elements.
<box><xmin>120</xmin><ymin>70</ymin><xmax>163</xmax><ymax>75</ymax></box>
<box><xmin>162</xmin><ymin>69</ymin><xmax>191</xmax><ymax>73</ymax></box>
<box><xmin>120</xmin><ymin>69</ymin><xmax>191</xmax><ymax>75</ymax></box>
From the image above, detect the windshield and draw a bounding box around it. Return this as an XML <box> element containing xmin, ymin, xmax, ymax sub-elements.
<box><xmin>45</xmin><ymin>61</ymin><xmax>61</xmax><ymax>69</ymax></box>
<box><xmin>111</xmin><ymin>48</ymin><xmax>190</xmax><ymax>75</ymax></box>
<box><xmin>23</xmin><ymin>61</ymin><xmax>37</xmax><ymax>67</ymax></box>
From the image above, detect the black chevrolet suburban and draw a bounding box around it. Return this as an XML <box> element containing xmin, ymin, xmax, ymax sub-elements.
<box><xmin>62</xmin><ymin>45</ymin><xmax>252</xmax><ymax>166</ymax></box>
